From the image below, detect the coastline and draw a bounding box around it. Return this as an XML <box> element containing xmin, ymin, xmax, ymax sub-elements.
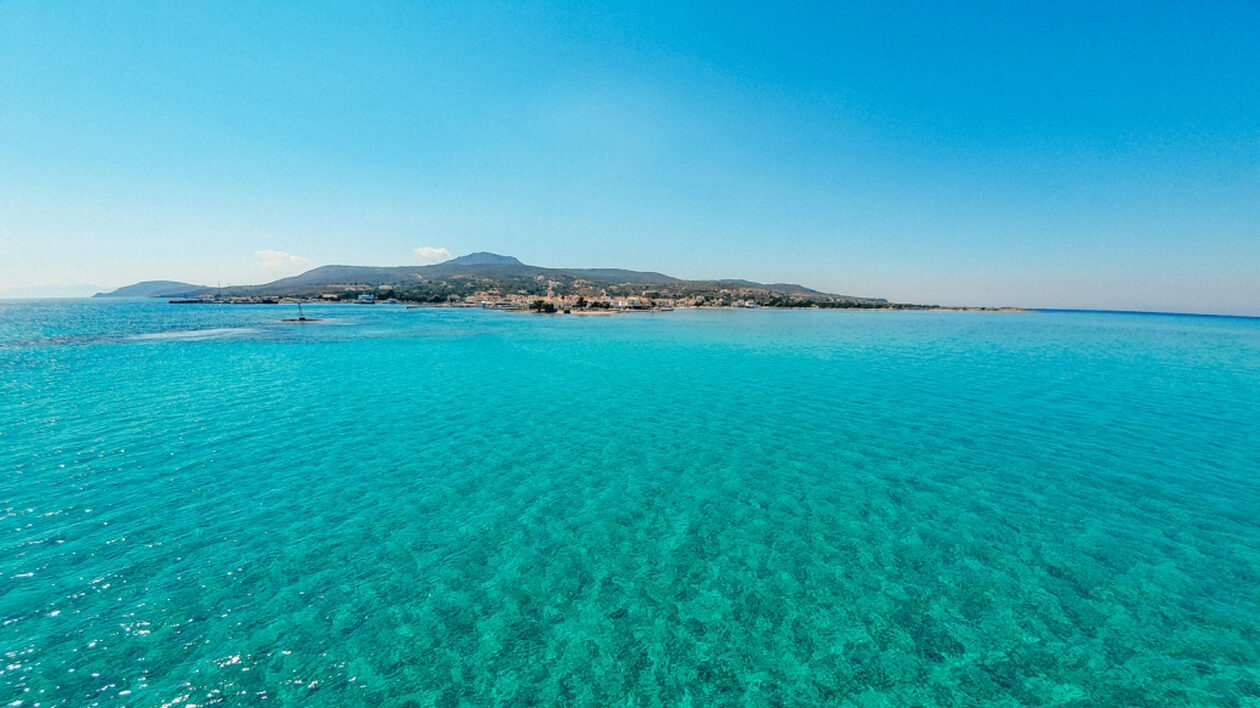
<box><xmin>163</xmin><ymin>298</ymin><xmax>1028</xmax><ymax>314</ymax></box>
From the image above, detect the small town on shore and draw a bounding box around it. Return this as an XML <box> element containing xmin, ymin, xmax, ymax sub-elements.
<box><xmin>111</xmin><ymin>252</ymin><xmax>1022</xmax><ymax>312</ymax></box>
<box><xmin>173</xmin><ymin>289</ymin><xmax>1019</xmax><ymax>313</ymax></box>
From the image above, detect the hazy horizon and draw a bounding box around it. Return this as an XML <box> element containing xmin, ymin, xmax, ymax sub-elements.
<box><xmin>2</xmin><ymin>251</ymin><xmax>1259</xmax><ymax>319</ymax></box>
<box><xmin>2</xmin><ymin>3</ymin><xmax>1257</xmax><ymax>315</ymax></box>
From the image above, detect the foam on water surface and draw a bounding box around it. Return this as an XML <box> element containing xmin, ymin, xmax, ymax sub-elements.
<box><xmin>129</xmin><ymin>327</ymin><xmax>258</xmax><ymax>341</ymax></box>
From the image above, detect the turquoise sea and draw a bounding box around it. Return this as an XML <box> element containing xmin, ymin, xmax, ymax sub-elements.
<box><xmin>2</xmin><ymin>300</ymin><xmax>1258</xmax><ymax>706</ymax></box>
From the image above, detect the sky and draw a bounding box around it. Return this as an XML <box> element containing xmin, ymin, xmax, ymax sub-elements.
<box><xmin>1</xmin><ymin>2</ymin><xmax>1257</xmax><ymax>314</ymax></box>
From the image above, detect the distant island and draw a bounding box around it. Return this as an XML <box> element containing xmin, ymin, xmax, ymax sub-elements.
<box><xmin>95</xmin><ymin>252</ymin><xmax>1014</xmax><ymax>312</ymax></box>
<box><xmin>93</xmin><ymin>280</ymin><xmax>207</xmax><ymax>299</ymax></box>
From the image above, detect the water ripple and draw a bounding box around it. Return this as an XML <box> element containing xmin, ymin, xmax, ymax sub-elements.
<box><xmin>1</xmin><ymin>303</ymin><xmax>1258</xmax><ymax>705</ymax></box>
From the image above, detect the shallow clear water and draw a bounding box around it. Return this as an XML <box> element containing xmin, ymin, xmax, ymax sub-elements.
<box><xmin>2</xmin><ymin>300</ymin><xmax>1258</xmax><ymax>706</ymax></box>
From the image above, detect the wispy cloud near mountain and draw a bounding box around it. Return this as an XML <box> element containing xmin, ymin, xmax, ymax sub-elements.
<box><xmin>257</xmin><ymin>250</ymin><xmax>310</xmax><ymax>271</ymax></box>
<box><xmin>414</xmin><ymin>246</ymin><xmax>452</xmax><ymax>263</ymax></box>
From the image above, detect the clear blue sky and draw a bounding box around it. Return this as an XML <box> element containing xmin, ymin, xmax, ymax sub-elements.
<box><xmin>2</xmin><ymin>2</ymin><xmax>1257</xmax><ymax>313</ymax></box>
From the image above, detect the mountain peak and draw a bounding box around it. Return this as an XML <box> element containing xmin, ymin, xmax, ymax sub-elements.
<box><xmin>445</xmin><ymin>252</ymin><xmax>522</xmax><ymax>266</ymax></box>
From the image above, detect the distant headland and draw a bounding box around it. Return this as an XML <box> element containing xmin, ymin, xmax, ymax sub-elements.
<box><xmin>95</xmin><ymin>252</ymin><xmax>1018</xmax><ymax>312</ymax></box>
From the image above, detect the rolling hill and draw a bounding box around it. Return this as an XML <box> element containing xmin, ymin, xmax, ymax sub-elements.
<box><xmin>95</xmin><ymin>253</ymin><xmax>896</xmax><ymax>307</ymax></box>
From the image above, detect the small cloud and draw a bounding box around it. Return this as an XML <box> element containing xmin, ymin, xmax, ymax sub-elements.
<box><xmin>414</xmin><ymin>246</ymin><xmax>452</xmax><ymax>263</ymax></box>
<box><xmin>257</xmin><ymin>250</ymin><xmax>311</xmax><ymax>270</ymax></box>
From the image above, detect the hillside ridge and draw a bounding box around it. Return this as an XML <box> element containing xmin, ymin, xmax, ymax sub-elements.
<box><xmin>95</xmin><ymin>253</ymin><xmax>902</xmax><ymax>308</ymax></box>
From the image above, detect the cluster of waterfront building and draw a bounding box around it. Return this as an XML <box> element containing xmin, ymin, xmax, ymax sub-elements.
<box><xmin>459</xmin><ymin>292</ymin><xmax>774</xmax><ymax>310</ymax></box>
<box><xmin>175</xmin><ymin>289</ymin><xmax>784</xmax><ymax>310</ymax></box>
<box><xmin>317</xmin><ymin>290</ymin><xmax>765</xmax><ymax>310</ymax></box>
